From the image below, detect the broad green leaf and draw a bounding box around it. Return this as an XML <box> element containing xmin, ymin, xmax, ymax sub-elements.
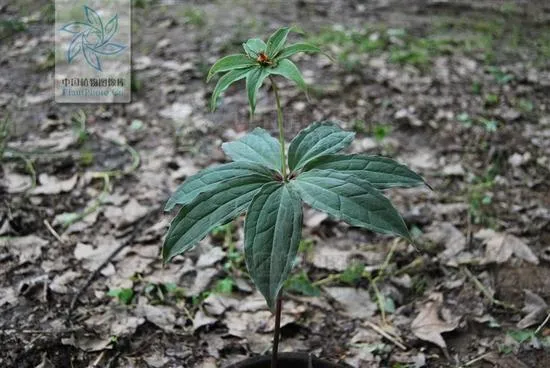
<box><xmin>288</xmin><ymin>121</ymin><xmax>355</xmax><ymax>171</ymax></box>
<box><xmin>222</xmin><ymin>127</ymin><xmax>282</xmax><ymax>172</ymax></box>
<box><xmin>164</xmin><ymin>161</ymin><xmax>275</xmax><ymax>212</ymax></box>
<box><xmin>244</xmin><ymin>182</ymin><xmax>303</xmax><ymax>310</ymax></box>
<box><xmin>246</xmin><ymin>67</ymin><xmax>270</xmax><ymax>116</ymax></box>
<box><xmin>266</xmin><ymin>27</ymin><xmax>291</xmax><ymax>58</ymax></box>
<box><xmin>243</xmin><ymin>38</ymin><xmax>267</xmax><ymax>58</ymax></box>
<box><xmin>211</xmin><ymin>67</ymin><xmax>254</xmax><ymax>111</ymax></box>
<box><xmin>303</xmin><ymin>154</ymin><xmax>427</xmax><ymax>190</ymax></box>
<box><xmin>207</xmin><ymin>54</ymin><xmax>256</xmax><ymax>82</ymax></box>
<box><xmin>268</xmin><ymin>59</ymin><xmax>307</xmax><ymax>91</ymax></box>
<box><xmin>163</xmin><ymin>175</ymin><xmax>273</xmax><ymax>261</ymax></box>
<box><xmin>290</xmin><ymin>169</ymin><xmax>411</xmax><ymax>240</ymax></box>
<box><xmin>274</xmin><ymin>42</ymin><xmax>321</xmax><ymax>60</ymax></box>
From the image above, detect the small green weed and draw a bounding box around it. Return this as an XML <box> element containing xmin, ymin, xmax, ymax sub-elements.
<box><xmin>286</xmin><ymin>271</ymin><xmax>320</xmax><ymax>296</ymax></box>
<box><xmin>107</xmin><ymin>287</ymin><xmax>134</xmax><ymax>305</ymax></box>
<box><xmin>373</xmin><ymin>124</ymin><xmax>392</xmax><ymax>142</ymax></box>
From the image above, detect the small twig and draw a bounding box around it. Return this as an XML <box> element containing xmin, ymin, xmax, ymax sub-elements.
<box><xmin>461</xmin><ymin>266</ymin><xmax>517</xmax><ymax>311</ymax></box>
<box><xmin>369</xmin><ymin>239</ymin><xmax>400</xmax><ymax>325</ymax></box>
<box><xmin>535</xmin><ymin>312</ymin><xmax>550</xmax><ymax>335</ymax></box>
<box><xmin>67</xmin><ymin>207</ymin><xmax>160</xmax><ymax>320</ymax></box>
<box><xmin>0</xmin><ymin>327</ymin><xmax>82</xmax><ymax>334</ymax></box>
<box><xmin>364</xmin><ymin>320</ymin><xmax>407</xmax><ymax>350</ymax></box>
<box><xmin>312</xmin><ymin>273</ymin><xmax>341</xmax><ymax>287</ymax></box>
<box><xmin>458</xmin><ymin>352</ymin><xmax>492</xmax><ymax>367</ymax></box>
<box><xmin>43</xmin><ymin>219</ymin><xmax>64</xmax><ymax>244</ymax></box>
<box><xmin>366</xmin><ymin>272</ymin><xmax>387</xmax><ymax>324</ymax></box>
<box><xmin>88</xmin><ymin>351</ymin><xmax>106</xmax><ymax>368</ymax></box>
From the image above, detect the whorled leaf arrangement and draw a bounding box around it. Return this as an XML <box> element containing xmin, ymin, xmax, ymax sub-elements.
<box><xmin>163</xmin><ymin>26</ymin><xmax>428</xmax><ymax>313</ymax></box>
<box><xmin>163</xmin><ymin>121</ymin><xmax>428</xmax><ymax>310</ymax></box>
<box><xmin>206</xmin><ymin>26</ymin><xmax>320</xmax><ymax>115</ymax></box>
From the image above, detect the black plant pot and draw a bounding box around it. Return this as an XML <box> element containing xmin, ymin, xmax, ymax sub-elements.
<box><xmin>226</xmin><ymin>352</ymin><xmax>349</xmax><ymax>368</ymax></box>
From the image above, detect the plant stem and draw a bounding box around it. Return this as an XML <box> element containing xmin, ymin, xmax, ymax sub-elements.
<box><xmin>270</xmin><ymin>77</ymin><xmax>287</xmax><ymax>180</ymax></box>
<box><xmin>271</xmin><ymin>294</ymin><xmax>282</xmax><ymax>368</ymax></box>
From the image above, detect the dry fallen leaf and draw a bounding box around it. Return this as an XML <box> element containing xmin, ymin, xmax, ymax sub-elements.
<box><xmin>32</xmin><ymin>173</ymin><xmax>78</xmax><ymax>195</ymax></box>
<box><xmin>517</xmin><ymin>290</ymin><xmax>548</xmax><ymax>329</ymax></box>
<box><xmin>49</xmin><ymin>271</ymin><xmax>81</xmax><ymax>294</ymax></box>
<box><xmin>196</xmin><ymin>246</ymin><xmax>226</xmax><ymax>268</ymax></box>
<box><xmin>411</xmin><ymin>293</ymin><xmax>459</xmax><ymax>349</ymax></box>
<box><xmin>2</xmin><ymin>168</ymin><xmax>33</xmax><ymax>193</ymax></box>
<box><xmin>188</xmin><ymin>268</ymin><xmax>219</xmax><ymax>296</ymax></box>
<box><xmin>74</xmin><ymin>242</ymin><xmax>116</xmax><ymax>275</ymax></box>
<box><xmin>135</xmin><ymin>303</ymin><xmax>176</xmax><ymax>332</ymax></box>
<box><xmin>324</xmin><ymin>287</ymin><xmax>377</xmax><ymax>319</ymax></box>
<box><xmin>311</xmin><ymin>246</ymin><xmax>353</xmax><ymax>271</ymax></box>
<box><xmin>104</xmin><ymin>199</ymin><xmax>149</xmax><ymax>228</ymax></box>
<box><xmin>476</xmin><ymin>230</ymin><xmax>539</xmax><ymax>265</ymax></box>
<box><xmin>193</xmin><ymin>309</ymin><xmax>218</xmax><ymax>331</ymax></box>
<box><xmin>203</xmin><ymin>293</ymin><xmax>239</xmax><ymax>316</ymax></box>
<box><xmin>422</xmin><ymin>222</ymin><xmax>466</xmax><ymax>260</ymax></box>
<box><xmin>1</xmin><ymin>235</ymin><xmax>48</xmax><ymax>264</ymax></box>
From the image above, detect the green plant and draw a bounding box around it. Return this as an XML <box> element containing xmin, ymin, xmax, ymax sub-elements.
<box><xmin>71</xmin><ymin>110</ymin><xmax>89</xmax><ymax>144</ymax></box>
<box><xmin>286</xmin><ymin>271</ymin><xmax>320</xmax><ymax>296</ymax></box>
<box><xmin>107</xmin><ymin>287</ymin><xmax>134</xmax><ymax>305</ymax></box>
<box><xmin>517</xmin><ymin>98</ymin><xmax>534</xmax><ymax>113</ymax></box>
<box><xmin>163</xmin><ymin>27</ymin><xmax>427</xmax><ymax>368</ymax></box>
<box><xmin>0</xmin><ymin>19</ymin><xmax>27</xmax><ymax>40</ymax></box>
<box><xmin>373</xmin><ymin>123</ymin><xmax>392</xmax><ymax>142</ymax></box>
<box><xmin>181</xmin><ymin>7</ymin><xmax>206</xmax><ymax>27</ymax></box>
<box><xmin>484</xmin><ymin>93</ymin><xmax>499</xmax><ymax>106</ymax></box>
<box><xmin>488</xmin><ymin>66</ymin><xmax>514</xmax><ymax>84</ymax></box>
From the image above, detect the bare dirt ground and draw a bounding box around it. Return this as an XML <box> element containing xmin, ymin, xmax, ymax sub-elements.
<box><xmin>1</xmin><ymin>0</ymin><xmax>550</xmax><ymax>367</ymax></box>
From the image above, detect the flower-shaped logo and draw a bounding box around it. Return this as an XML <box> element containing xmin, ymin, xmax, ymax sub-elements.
<box><xmin>61</xmin><ymin>6</ymin><xmax>126</xmax><ymax>72</ymax></box>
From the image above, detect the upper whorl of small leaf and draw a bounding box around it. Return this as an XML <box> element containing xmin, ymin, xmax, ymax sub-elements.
<box><xmin>207</xmin><ymin>54</ymin><xmax>256</xmax><ymax>82</ymax></box>
<box><xmin>268</xmin><ymin>59</ymin><xmax>307</xmax><ymax>92</ymax></box>
<box><xmin>266</xmin><ymin>27</ymin><xmax>292</xmax><ymax>59</ymax></box>
<box><xmin>274</xmin><ymin>42</ymin><xmax>321</xmax><ymax>60</ymax></box>
<box><xmin>207</xmin><ymin>26</ymin><xmax>323</xmax><ymax>113</ymax></box>
<box><xmin>210</xmin><ymin>67</ymin><xmax>253</xmax><ymax>111</ymax></box>
<box><xmin>243</xmin><ymin>38</ymin><xmax>267</xmax><ymax>58</ymax></box>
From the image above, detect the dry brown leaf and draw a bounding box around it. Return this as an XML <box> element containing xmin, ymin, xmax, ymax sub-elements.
<box><xmin>104</xmin><ymin>199</ymin><xmax>149</xmax><ymax>228</ymax></box>
<box><xmin>49</xmin><ymin>271</ymin><xmax>80</xmax><ymax>294</ymax></box>
<box><xmin>32</xmin><ymin>173</ymin><xmax>78</xmax><ymax>195</ymax></box>
<box><xmin>193</xmin><ymin>309</ymin><xmax>218</xmax><ymax>331</ymax></box>
<box><xmin>324</xmin><ymin>287</ymin><xmax>377</xmax><ymax>319</ymax></box>
<box><xmin>187</xmin><ymin>268</ymin><xmax>219</xmax><ymax>296</ymax></box>
<box><xmin>135</xmin><ymin>304</ymin><xmax>176</xmax><ymax>332</ymax></box>
<box><xmin>423</xmin><ymin>222</ymin><xmax>466</xmax><ymax>259</ymax></box>
<box><xmin>1</xmin><ymin>235</ymin><xmax>48</xmax><ymax>264</ymax></box>
<box><xmin>411</xmin><ymin>294</ymin><xmax>459</xmax><ymax>349</ymax></box>
<box><xmin>517</xmin><ymin>290</ymin><xmax>548</xmax><ymax>329</ymax></box>
<box><xmin>196</xmin><ymin>246</ymin><xmax>226</xmax><ymax>268</ymax></box>
<box><xmin>476</xmin><ymin>230</ymin><xmax>539</xmax><ymax>265</ymax></box>
<box><xmin>203</xmin><ymin>293</ymin><xmax>239</xmax><ymax>316</ymax></box>
<box><xmin>2</xmin><ymin>169</ymin><xmax>33</xmax><ymax>193</ymax></box>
